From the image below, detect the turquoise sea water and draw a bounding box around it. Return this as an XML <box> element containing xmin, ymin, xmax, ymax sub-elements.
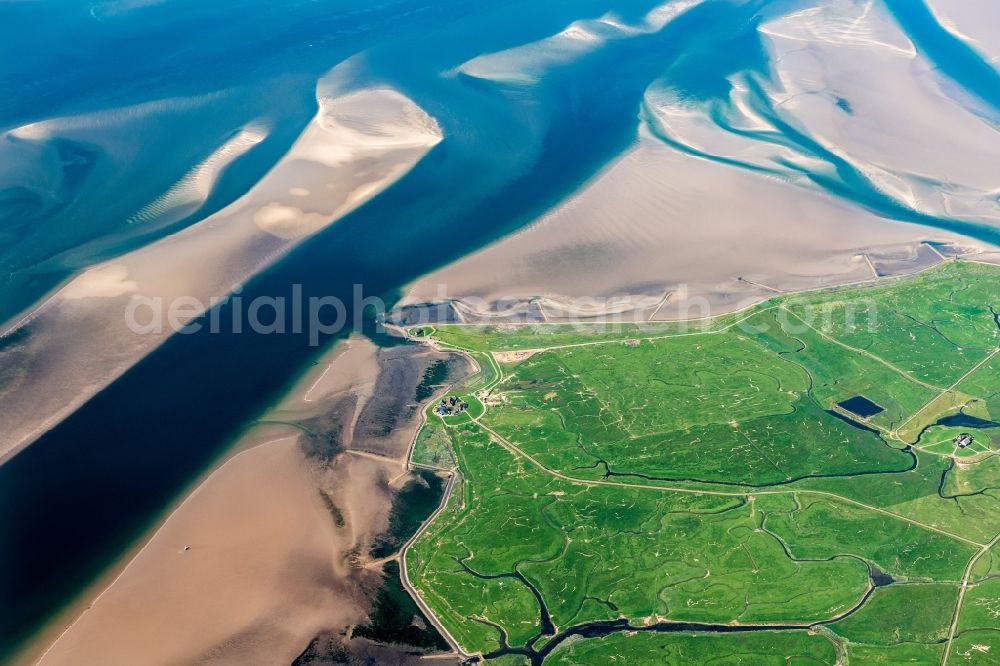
<box><xmin>1</xmin><ymin>0</ymin><xmax>999</xmax><ymax>658</ymax></box>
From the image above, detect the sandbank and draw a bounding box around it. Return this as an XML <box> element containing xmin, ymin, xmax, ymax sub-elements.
<box><xmin>0</xmin><ymin>62</ymin><xmax>441</xmax><ymax>464</ymax></box>
<box><xmin>22</xmin><ymin>331</ymin><xmax>466</xmax><ymax>665</ymax></box>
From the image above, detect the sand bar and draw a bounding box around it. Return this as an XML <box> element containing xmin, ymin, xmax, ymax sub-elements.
<box><xmin>22</xmin><ymin>331</ymin><xmax>465</xmax><ymax>665</ymax></box>
<box><xmin>0</xmin><ymin>61</ymin><xmax>441</xmax><ymax>465</ymax></box>
<box><xmin>34</xmin><ymin>435</ymin><xmax>352</xmax><ymax>666</ymax></box>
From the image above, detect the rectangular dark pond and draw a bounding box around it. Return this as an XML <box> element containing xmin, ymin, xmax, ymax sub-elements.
<box><xmin>837</xmin><ymin>395</ymin><xmax>885</xmax><ymax>418</ymax></box>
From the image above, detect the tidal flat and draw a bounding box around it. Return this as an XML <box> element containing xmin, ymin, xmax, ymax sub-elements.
<box><xmin>22</xmin><ymin>332</ymin><xmax>468</xmax><ymax>666</ymax></box>
<box><xmin>3</xmin><ymin>0</ymin><xmax>1000</xmax><ymax>663</ymax></box>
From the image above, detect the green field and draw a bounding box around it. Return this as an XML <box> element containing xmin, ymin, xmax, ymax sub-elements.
<box><xmin>406</xmin><ymin>261</ymin><xmax>1000</xmax><ymax>664</ymax></box>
